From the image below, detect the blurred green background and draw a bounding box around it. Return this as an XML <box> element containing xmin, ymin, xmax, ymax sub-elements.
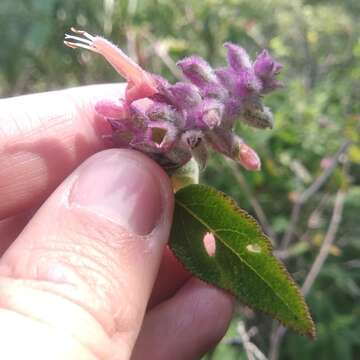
<box><xmin>1</xmin><ymin>0</ymin><xmax>359</xmax><ymax>359</ymax></box>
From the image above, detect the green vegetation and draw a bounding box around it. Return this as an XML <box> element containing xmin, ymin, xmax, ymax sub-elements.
<box><xmin>1</xmin><ymin>1</ymin><xmax>359</xmax><ymax>359</ymax></box>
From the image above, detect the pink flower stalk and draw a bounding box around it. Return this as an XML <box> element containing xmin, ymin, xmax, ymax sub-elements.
<box><xmin>64</xmin><ymin>28</ymin><xmax>283</xmax><ymax>172</ymax></box>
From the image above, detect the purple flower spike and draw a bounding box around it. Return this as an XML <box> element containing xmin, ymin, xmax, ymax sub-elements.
<box><xmin>224</xmin><ymin>42</ymin><xmax>251</xmax><ymax>71</ymax></box>
<box><xmin>177</xmin><ymin>56</ymin><xmax>217</xmax><ymax>88</ymax></box>
<box><xmin>65</xmin><ymin>28</ymin><xmax>283</xmax><ymax>172</ymax></box>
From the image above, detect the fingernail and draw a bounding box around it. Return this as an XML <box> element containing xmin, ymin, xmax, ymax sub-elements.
<box><xmin>70</xmin><ymin>151</ymin><xmax>164</xmax><ymax>235</ymax></box>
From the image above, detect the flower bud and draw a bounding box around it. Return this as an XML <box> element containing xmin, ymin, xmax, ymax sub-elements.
<box><xmin>168</xmin><ymin>82</ymin><xmax>202</xmax><ymax>109</ymax></box>
<box><xmin>224</xmin><ymin>42</ymin><xmax>251</xmax><ymax>71</ymax></box>
<box><xmin>254</xmin><ymin>50</ymin><xmax>283</xmax><ymax>79</ymax></box>
<box><xmin>200</xmin><ymin>82</ymin><xmax>228</xmax><ymax>101</ymax></box>
<box><xmin>146</xmin><ymin>102</ymin><xmax>178</xmax><ymax>123</ymax></box>
<box><xmin>205</xmin><ymin>128</ymin><xmax>234</xmax><ymax>157</ymax></box>
<box><xmin>233</xmin><ymin>138</ymin><xmax>261</xmax><ymax>171</ymax></box>
<box><xmin>151</xmin><ymin>75</ymin><xmax>176</xmax><ymax>104</ymax></box>
<box><xmin>129</xmin><ymin>99</ymin><xmax>153</xmax><ymax>130</ymax></box>
<box><xmin>242</xmin><ymin>106</ymin><xmax>274</xmax><ymax>129</ymax></box>
<box><xmin>242</xmin><ymin>94</ymin><xmax>264</xmax><ymax>111</ymax></box>
<box><xmin>165</xmin><ymin>141</ymin><xmax>192</xmax><ymax>168</ymax></box>
<box><xmin>200</xmin><ymin>99</ymin><xmax>224</xmax><ymax>129</ymax></box>
<box><xmin>177</xmin><ymin>56</ymin><xmax>217</xmax><ymax>88</ymax></box>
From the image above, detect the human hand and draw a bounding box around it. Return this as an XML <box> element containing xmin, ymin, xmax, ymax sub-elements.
<box><xmin>0</xmin><ymin>84</ymin><xmax>234</xmax><ymax>359</ymax></box>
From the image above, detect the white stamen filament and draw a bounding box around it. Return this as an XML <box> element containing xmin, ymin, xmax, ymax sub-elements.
<box><xmin>64</xmin><ymin>34</ymin><xmax>92</xmax><ymax>45</ymax></box>
<box><xmin>63</xmin><ymin>41</ymin><xmax>98</xmax><ymax>52</ymax></box>
<box><xmin>64</xmin><ymin>28</ymin><xmax>98</xmax><ymax>53</ymax></box>
<box><xmin>70</xmin><ymin>27</ymin><xmax>96</xmax><ymax>41</ymax></box>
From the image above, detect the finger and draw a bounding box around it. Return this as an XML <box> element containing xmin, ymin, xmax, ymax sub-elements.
<box><xmin>132</xmin><ymin>278</ymin><xmax>235</xmax><ymax>360</ymax></box>
<box><xmin>0</xmin><ymin>149</ymin><xmax>174</xmax><ymax>359</ymax></box>
<box><xmin>148</xmin><ymin>247</ymin><xmax>191</xmax><ymax>309</ymax></box>
<box><xmin>0</xmin><ymin>83</ymin><xmax>125</xmax><ymax>219</ymax></box>
<box><xmin>0</xmin><ymin>211</ymin><xmax>33</xmax><ymax>257</ymax></box>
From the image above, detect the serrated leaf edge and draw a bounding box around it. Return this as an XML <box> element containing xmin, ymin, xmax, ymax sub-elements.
<box><xmin>172</xmin><ymin>184</ymin><xmax>316</xmax><ymax>339</ymax></box>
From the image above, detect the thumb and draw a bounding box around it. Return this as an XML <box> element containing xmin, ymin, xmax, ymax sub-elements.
<box><xmin>0</xmin><ymin>149</ymin><xmax>173</xmax><ymax>359</ymax></box>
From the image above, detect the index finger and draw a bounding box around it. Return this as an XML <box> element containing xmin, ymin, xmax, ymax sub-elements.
<box><xmin>0</xmin><ymin>83</ymin><xmax>125</xmax><ymax>219</ymax></box>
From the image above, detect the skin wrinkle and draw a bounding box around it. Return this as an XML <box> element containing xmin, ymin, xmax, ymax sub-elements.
<box><xmin>2</xmin><ymin>228</ymin><xmax>120</xmax><ymax>336</ymax></box>
<box><xmin>1</xmin><ymin>200</ymin><xmax>159</xmax><ymax>338</ymax></box>
<box><xmin>3</xmin><ymin>151</ymin><xmax>49</xmax><ymax>192</ymax></box>
<box><xmin>0</xmin><ymin>297</ymin><xmax>103</xmax><ymax>360</ymax></box>
<box><xmin>0</xmin><ymin>106</ymin><xmax>30</xmax><ymax>139</ymax></box>
<box><xmin>13</xmin><ymin>273</ymin><xmax>118</xmax><ymax>337</ymax></box>
<box><xmin>35</xmin><ymin>248</ymin><xmax>120</xmax><ymax>308</ymax></box>
<box><xmin>8</xmin><ymin>249</ymin><xmax>119</xmax><ymax>335</ymax></box>
<box><xmin>33</xmin><ymin>250</ymin><xmax>124</xmax><ymax>335</ymax></box>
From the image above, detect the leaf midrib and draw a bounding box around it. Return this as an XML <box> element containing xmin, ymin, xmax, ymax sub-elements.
<box><xmin>176</xmin><ymin>198</ymin><xmax>299</xmax><ymax>322</ymax></box>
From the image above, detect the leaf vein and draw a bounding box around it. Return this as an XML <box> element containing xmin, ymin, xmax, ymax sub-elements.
<box><xmin>176</xmin><ymin>199</ymin><xmax>295</xmax><ymax>317</ymax></box>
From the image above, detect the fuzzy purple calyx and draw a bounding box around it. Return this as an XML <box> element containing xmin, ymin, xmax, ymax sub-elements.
<box><xmin>176</xmin><ymin>56</ymin><xmax>218</xmax><ymax>87</ymax></box>
<box><xmin>224</xmin><ymin>42</ymin><xmax>252</xmax><ymax>71</ymax></box>
<box><xmin>81</xmin><ymin>33</ymin><xmax>283</xmax><ymax>171</ymax></box>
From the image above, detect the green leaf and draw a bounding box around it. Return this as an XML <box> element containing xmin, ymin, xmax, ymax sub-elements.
<box><xmin>169</xmin><ymin>184</ymin><xmax>315</xmax><ymax>338</ymax></box>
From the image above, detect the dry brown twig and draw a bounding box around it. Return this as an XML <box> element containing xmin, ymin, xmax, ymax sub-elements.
<box><xmin>280</xmin><ymin>140</ymin><xmax>351</xmax><ymax>250</ymax></box>
<box><xmin>301</xmin><ymin>190</ymin><xmax>346</xmax><ymax>295</ymax></box>
<box><xmin>237</xmin><ymin>321</ymin><xmax>268</xmax><ymax>360</ymax></box>
<box><xmin>275</xmin><ymin>192</ymin><xmax>331</xmax><ymax>259</ymax></box>
<box><xmin>269</xmin><ymin>187</ymin><xmax>347</xmax><ymax>360</ymax></box>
